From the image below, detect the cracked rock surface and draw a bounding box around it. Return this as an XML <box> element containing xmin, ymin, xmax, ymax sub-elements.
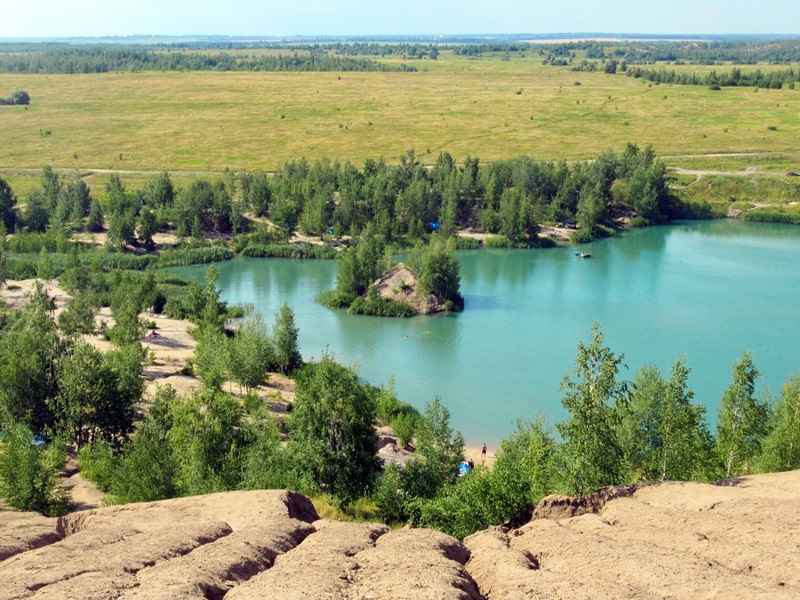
<box><xmin>1</xmin><ymin>471</ymin><xmax>798</xmax><ymax>599</ymax></box>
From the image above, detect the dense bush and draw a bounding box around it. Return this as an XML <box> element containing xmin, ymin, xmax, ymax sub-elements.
<box><xmin>241</xmin><ymin>243</ymin><xmax>337</xmax><ymax>259</ymax></box>
<box><xmin>156</xmin><ymin>246</ymin><xmax>234</xmax><ymax>267</ymax></box>
<box><xmin>347</xmin><ymin>296</ymin><xmax>417</xmax><ymax>317</ymax></box>
<box><xmin>317</xmin><ymin>289</ymin><xmax>357</xmax><ymax>309</ymax></box>
<box><xmin>0</xmin><ymin>424</ymin><xmax>71</xmax><ymax>516</ymax></box>
<box><xmin>449</xmin><ymin>236</ymin><xmax>482</xmax><ymax>250</ymax></box>
<box><xmin>741</xmin><ymin>210</ymin><xmax>800</xmax><ymax>225</ymax></box>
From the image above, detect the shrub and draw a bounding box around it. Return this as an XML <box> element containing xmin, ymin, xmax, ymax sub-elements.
<box><xmin>741</xmin><ymin>209</ymin><xmax>800</xmax><ymax>225</ymax></box>
<box><xmin>241</xmin><ymin>243</ymin><xmax>337</xmax><ymax>259</ymax></box>
<box><xmin>347</xmin><ymin>296</ymin><xmax>417</xmax><ymax>317</ymax></box>
<box><xmin>449</xmin><ymin>236</ymin><xmax>481</xmax><ymax>250</ymax></box>
<box><xmin>77</xmin><ymin>440</ymin><xmax>118</xmax><ymax>493</ymax></box>
<box><xmin>318</xmin><ymin>289</ymin><xmax>357</xmax><ymax>309</ymax></box>
<box><xmin>0</xmin><ymin>424</ymin><xmax>71</xmax><ymax>516</ymax></box>
<box><xmin>570</xmin><ymin>228</ymin><xmax>596</xmax><ymax>244</ymax></box>
<box><xmin>390</xmin><ymin>412</ymin><xmax>418</xmax><ymax>446</ymax></box>
<box><xmin>156</xmin><ymin>246</ymin><xmax>234</xmax><ymax>267</ymax></box>
<box><xmin>627</xmin><ymin>216</ymin><xmax>651</xmax><ymax>228</ymax></box>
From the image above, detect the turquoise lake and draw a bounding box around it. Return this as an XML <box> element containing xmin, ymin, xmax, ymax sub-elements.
<box><xmin>173</xmin><ymin>220</ymin><xmax>800</xmax><ymax>446</ymax></box>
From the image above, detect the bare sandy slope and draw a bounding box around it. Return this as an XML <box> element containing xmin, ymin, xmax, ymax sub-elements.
<box><xmin>465</xmin><ymin>470</ymin><xmax>800</xmax><ymax>599</ymax></box>
<box><xmin>1</xmin><ymin>471</ymin><xmax>797</xmax><ymax>599</ymax></box>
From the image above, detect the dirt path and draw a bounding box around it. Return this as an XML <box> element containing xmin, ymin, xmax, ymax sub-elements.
<box><xmin>669</xmin><ymin>165</ymin><xmax>784</xmax><ymax>178</ymax></box>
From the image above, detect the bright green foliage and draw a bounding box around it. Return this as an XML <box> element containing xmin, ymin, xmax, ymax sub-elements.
<box><xmin>112</xmin><ymin>412</ymin><xmax>178</xmax><ymax>503</ymax></box>
<box><xmin>87</xmin><ymin>198</ymin><xmax>104</xmax><ymax>232</ymax></box>
<box><xmin>141</xmin><ymin>171</ymin><xmax>175</xmax><ymax>209</ymax></box>
<box><xmin>228</xmin><ymin>311</ymin><xmax>273</xmax><ymax>394</ymax></box>
<box><xmin>288</xmin><ymin>356</ymin><xmax>381</xmax><ymax>507</ymax></box>
<box><xmin>109</xmin><ymin>281</ymin><xmax>146</xmax><ymax>346</ymax></box>
<box><xmin>414</xmin><ymin>467</ymin><xmax>496</xmax><ymax>540</ymax></box>
<box><xmin>55</xmin><ymin>343</ymin><xmax>142</xmax><ymax>449</ymax></box>
<box><xmin>299</xmin><ymin>189</ymin><xmax>333</xmax><ymax>237</ymax></box>
<box><xmin>0</xmin><ymin>423</ymin><xmax>70</xmax><ymax>516</ymax></box>
<box><xmin>247</xmin><ymin>172</ymin><xmax>271</xmax><ymax>216</ymax></box>
<box><xmin>336</xmin><ymin>227</ymin><xmax>393</xmax><ymax>297</ymax></box>
<box><xmin>36</xmin><ymin>247</ymin><xmax>55</xmax><ymax>280</ymax></box>
<box><xmin>411</xmin><ymin>418</ymin><xmax>554</xmax><ymax>539</ymax></box>
<box><xmin>138</xmin><ymin>208</ymin><xmax>157</xmax><ymax>249</ymax></box>
<box><xmin>77</xmin><ymin>439</ymin><xmax>118</xmax><ymax>493</ymax></box>
<box><xmin>716</xmin><ymin>352</ymin><xmax>770</xmax><ymax>478</ymax></box>
<box><xmin>491</xmin><ymin>417</ymin><xmax>556</xmax><ymax>513</ymax></box>
<box><xmin>198</xmin><ymin>264</ymin><xmax>227</xmax><ymax>334</ymax></box>
<box><xmin>240</xmin><ymin>416</ymin><xmax>299</xmax><ymax>492</ymax></box>
<box><xmin>57</xmin><ymin>292</ymin><xmax>98</xmax><ymax>336</ymax></box>
<box><xmin>271</xmin><ymin>303</ymin><xmax>303</xmax><ymax>374</ymax></box>
<box><xmin>0</xmin><ymin>283</ymin><xmax>62</xmax><ymax>433</ymax></box>
<box><xmin>169</xmin><ymin>389</ymin><xmax>249</xmax><ymax>496</ymax></box>
<box><xmin>408</xmin><ymin>236</ymin><xmax>464</xmax><ymax>310</ymax></box>
<box><xmin>0</xmin><ymin>176</ymin><xmax>17</xmax><ymax>232</ymax></box>
<box><xmin>557</xmin><ymin>323</ymin><xmax>625</xmax><ymax>496</ymax></box>
<box><xmin>402</xmin><ymin>397</ymin><xmax>465</xmax><ymax>501</ymax></box>
<box><xmin>760</xmin><ymin>373</ymin><xmax>800</xmax><ymax>472</ymax></box>
<box><xmin>617</xmin><ymin>358</ymin><xmax>712</xmax><ymax>482</ymax></box>
<box><xmin>193</xmin><ymin>328</ymin><xmax>230</xmax><ymax>392</ymax></box>
<box><xmin>23</xmin><ymin>190</ymin><xmax>50</xmax><ymax>233</ymax></box>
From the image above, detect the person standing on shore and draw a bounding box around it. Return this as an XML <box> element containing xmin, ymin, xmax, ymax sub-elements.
<box><xmin>481</xmin><ymin>443</ymin><xmax>487</xmax><ymax>460</ymax></box>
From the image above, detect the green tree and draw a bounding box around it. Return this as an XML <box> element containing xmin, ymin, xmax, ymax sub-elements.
<box><xmin>288</xmin><ymin>356</ymin><xmax>381</xmax><ymax>506</ymax></box>
<box><xmin>36</xmin><ymin>247</ymin><xmax>55</xmax><ymax>280</ymax></box>
<box><xmin>716</xmin><ymin>352</ymin><xmax>770</xmax><ymax>478</ymax></box>
<box><xmin>55</xmin><ymin>343</ymin><xmax>142</xmax><ymax>448</ymax></box>
<box><xmin>240</xmin><ymin>415</ymin><xmax>296</xmax><ymax>491</ymax></box>
<box><xmin>247</xmin><ymin>172</ymin><xmax>272</xmax><ymax>216</ymax></box>
<box><xmin>111</xmin><ymin>386</ymin><xmax>179</xmax><ymax>503</ymax></box>
<box><xmin>336</xmin><ymin>227</ymin><xmax>392</xmax><ymax>297</ymax></box>
<box><xmin>57</xmin><ymin>293</ymin><xmax>97</xmax><ymax>337</ymax></box>
<box><xmin>403</xmin><ymin>396</ymin><xmax>465</xmax><ymax>500</ymax></box>
<box><xmin>617</xmin><ymin>358</ymin><xmax>711</xmax><ymax>482</ymax></box>
<box><xmin>228</xmin><ymin>311</ymin><xmax>273</xmax><ymax>394</ymax></box>
<box><xmin>87</xmin><ymin>198</ymin><xmax>104</xmax><ymax>232</ymax></box>
<box><xmin>169</xmin><ymin>389</ymin><xmax>249</xmax><ymax>495</ymax></box>
<box><xmin>197</xmin><ymin>264</ymin><xmax>226</xmax><ymax>334</ymax></box>
<box><xmin>138</xmin><ymin>207</ymin><xmax>157</xmax><ymax>249</ymax></box>
<box><xmin>0</xmin><ymin>283</ymin><xmax>62</xmax><ymax>433</ymax></box>
<box><xmin>0</xmin><ymin>423</ymin><xmax>70</xmax><ymax>516</ymax></box>
<box><xmin>40</xmin><ymin>166</ymin><xmax>62</xmax><ymax>213</ymax></box>
<box><xmin>557</xmin><ymin>323</ymin><xmax>624</xmax><ymax>495</ymax></box>
<box><xmin>271</xmin><ymin>303</ymin><xmax>303</xmax><ymax>374</ymax></box>
<box><xmin>23</xmin><ymin>189</ymin><xmax>50</xmax><ymax>233</ymax></box>
<box><xmin>9</xmin><ymin>89</ymin><xmax>30</xmax><ymax>105</ymax></box>
<box><xmin>109</xmin><ymin>282</ymin><xmax>146</xmax><ymax>346</ymax></box>
<box><xmin>193</xmin><ymin>328</ymin><xmax>230</xmax><ymax>392</ymax></box>
<box><xmin>0</xmin><ymin>176</ymin><xmax>17</xmax><ymax>232</ymax></box>
<box><xmin>409</xmin><ymin>237</ymin><xmax>464</xmax><ymax>310</ymax></box>
<box><xmin>760</xmin><ymin>373</ymin><xmax>800</xmax><ymax>472</ymax></box>
<box><xmin>142</xmin><ymin>171</ymin><xmax>175</xmax><ymax>208</ymax></box>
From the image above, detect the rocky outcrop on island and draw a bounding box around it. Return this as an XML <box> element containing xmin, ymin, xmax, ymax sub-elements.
<box><xmin>1</xmin><ymin>470</ymin><xmax>798</xmax><ymax>599</ymax></box>
<box><xmin>371</xmin><ymin>263</ymin><xmax>447</xmax><ymax>315</ymax></box>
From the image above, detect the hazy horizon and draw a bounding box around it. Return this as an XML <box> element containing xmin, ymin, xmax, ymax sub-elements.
<box><xmin>1</xmin><ymin>1</ymin><xmax>798</xmax><ymax>39</ymax></box>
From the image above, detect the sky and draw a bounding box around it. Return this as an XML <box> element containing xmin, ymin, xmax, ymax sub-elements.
<box><xmin>0</xmin><ymin>0</ymin><xmax>797</xmax><ymax>39</ymax></box>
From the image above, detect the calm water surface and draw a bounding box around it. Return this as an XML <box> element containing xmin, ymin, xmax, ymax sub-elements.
<box><xmin>173</xmin><ymin>221</ymin><xmax>800</xmax><ymax>445</ymax></box>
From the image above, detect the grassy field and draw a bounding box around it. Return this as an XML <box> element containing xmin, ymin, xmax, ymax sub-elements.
<box><xmin>0</xmin><ymin>51</ymin><xmax>798</xmax><ymax>182</ymax></box>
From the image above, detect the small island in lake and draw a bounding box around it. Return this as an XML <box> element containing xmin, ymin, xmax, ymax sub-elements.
<box><xmin>319</xmin><ymin>231</ymin><xmax>464</xmax><ymax>317</ymax></box>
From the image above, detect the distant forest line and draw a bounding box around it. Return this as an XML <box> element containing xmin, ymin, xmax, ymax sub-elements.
<box><xmin>1</xmin><ymin>38</ymin><xmax>800</xmax><ymax>74</ymax></box>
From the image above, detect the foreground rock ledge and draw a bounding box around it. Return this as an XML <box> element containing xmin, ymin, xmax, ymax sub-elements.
<box><xmin>1</xmin><ymin>471</ymin><xmax>798</xmax><ymax>599</ymax></box>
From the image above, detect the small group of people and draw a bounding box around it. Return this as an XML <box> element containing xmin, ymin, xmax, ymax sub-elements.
<box><xmin>458</xmin><ymin>444</ymin><xmax>488</xmax><ymax>477</ymax></box>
